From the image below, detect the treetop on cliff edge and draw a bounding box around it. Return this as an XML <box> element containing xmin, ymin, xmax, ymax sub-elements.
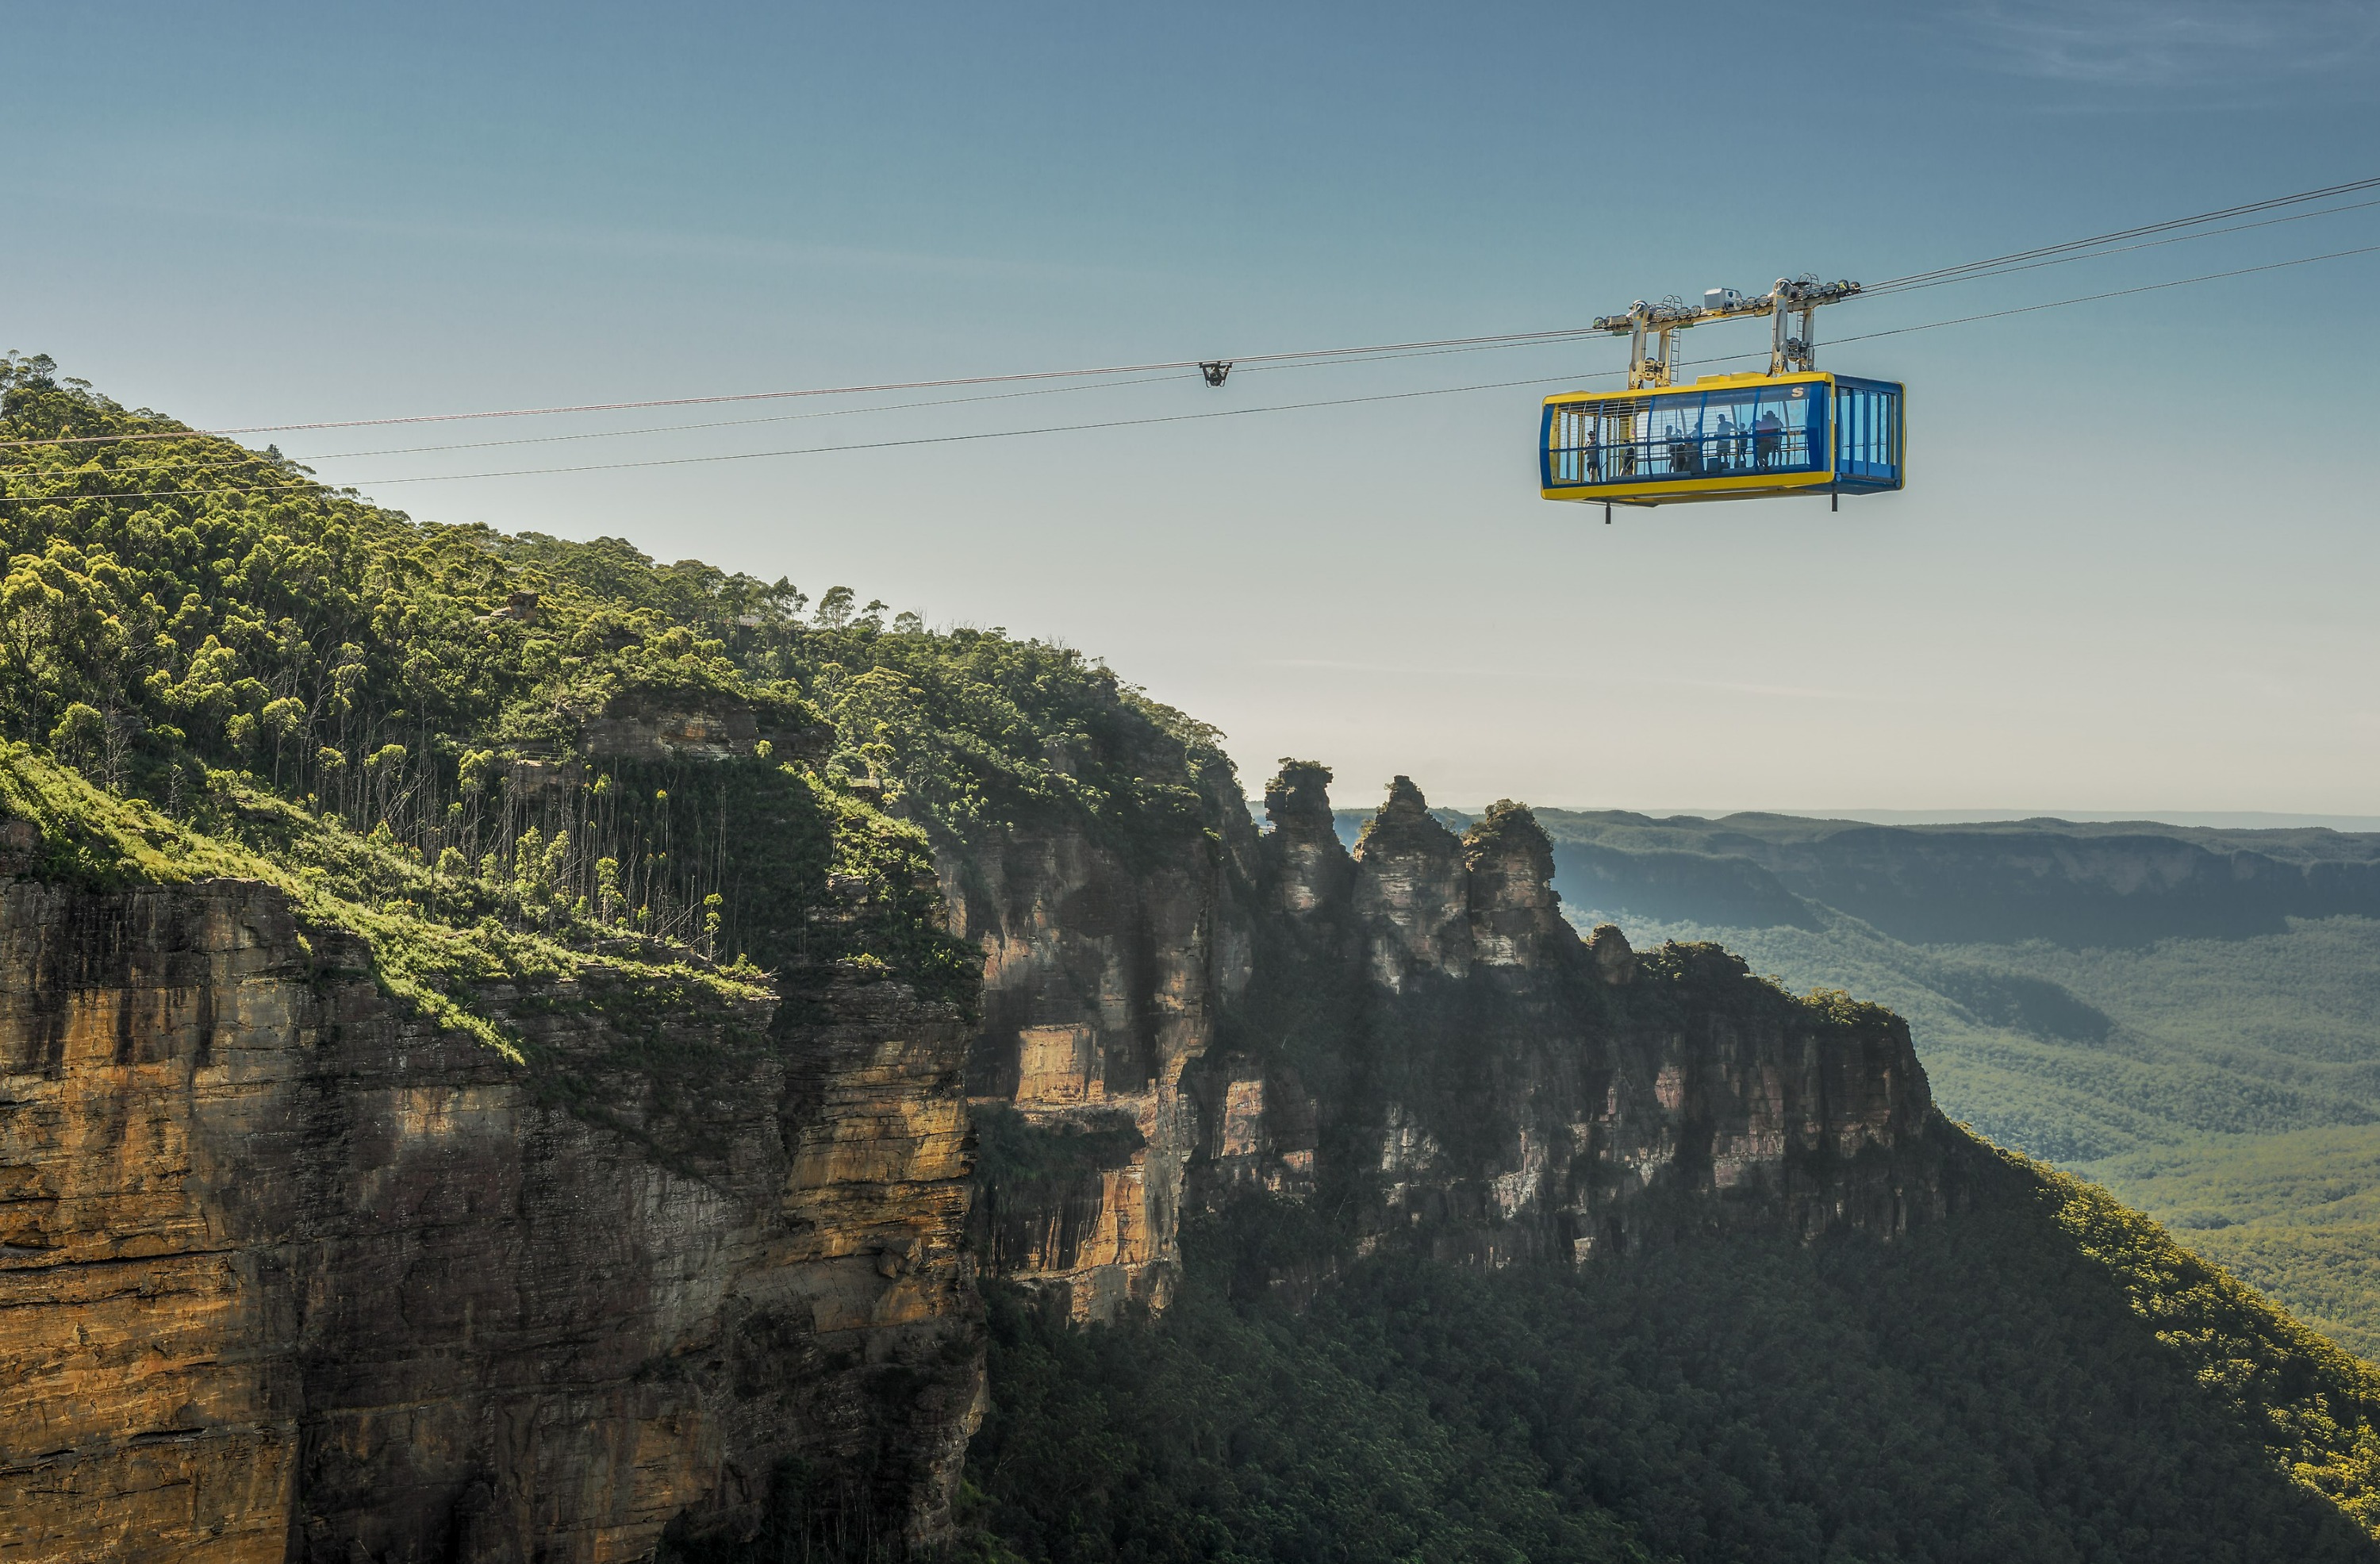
<box><xmin>1264</xmin><ymin>759</ymin><xmax>1335</xmax><ymax>830</ymax></box>
<box><xmin>1461</xmin><ymin>797</ymin><xmax>1555</xmax><ymax>877</ymax></box>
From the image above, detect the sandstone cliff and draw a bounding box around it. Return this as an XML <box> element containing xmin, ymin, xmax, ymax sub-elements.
<box><xmin>941</xmin><ymin>734</ymin><xmax>1258</xmax><ymax>1322</ymax></box>
<box><xmin>0</xmin><ymin>876</ymin><xmax>977</xmax><ymax>1564</ymax></box>
<box><xmin>960</xmin><ymin>758</ymin><xmax>1944</xmax><ymax>1314</ymax></box>
<box><xmin>2</xmin><ymin>734</ymin><xmax>1948</xmax><ymax>1562</ymax></box>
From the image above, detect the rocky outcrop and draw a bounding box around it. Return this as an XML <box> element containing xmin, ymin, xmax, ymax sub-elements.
<box><xmin>1461</xmin><ymin>799</ymin><xmax>1566</xmax><ymax>970</ymax></box>
<box><xmin>1351</xmin><ymin>775</ymin><xmax>1471</xmax><ymax>989</ymax></box>
<box><xmin>578</xmin><ymin>690</ymin><xmax>831</xmax><ymax>765</ymax></box>
<box><xmin>0</xmin><ymin>878</ymin><xmax>977</xmax><ymax>1563</ymax></box>
<box><xmin>965</xmin><ymin>764</ymin><xmax>1947</xmax><ymax>1309</ymax></box>
<box><xmin>941</xmin><ymin>753</ymin><xmax>1257</xmax><ymax>1319</ymax></box>
<box><xmin>1308</xmin><ymin>774</ymin><xmax>1940</xmax><ymax>1265</ymax></box>
<box><xmin>1265</xmin><ymin>761</ymin><xmax>1352</xmax><ymax>922</ymax></box>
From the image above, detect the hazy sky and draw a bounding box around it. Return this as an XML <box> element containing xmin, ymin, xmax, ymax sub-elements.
<box><xmin>9</xmin><ymin>2</ymin><xmax>2378</xmax><ymax>814</ymax></box>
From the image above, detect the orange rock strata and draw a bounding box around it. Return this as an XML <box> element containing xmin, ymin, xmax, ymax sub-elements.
<box><xmin>0</xmin><ymin>878</ymin><xmax>978</xmax><ymax>1563</ymax></box>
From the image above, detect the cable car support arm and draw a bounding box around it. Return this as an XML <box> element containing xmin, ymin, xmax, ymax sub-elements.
<box><xmin>1592</xmin><ymin>277</ymin><xmax>1861</xmax><ymax>390</ymax></box>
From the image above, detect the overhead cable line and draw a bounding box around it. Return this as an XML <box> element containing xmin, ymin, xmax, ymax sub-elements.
<box><xmin>305</xmin><ymin>371</ymin><xmax>1192</xmax><ymax>460</ymax></box>
<box><xmin>1862</xmin><ymin>174</ymin><xmax>2380</xmax><ymax>294</ymax></box>
<box><xmin>1854</xmin><ymin>194</ymin><xmax>2380</xmax><ymax>298</ymax></box>
<box><xmin>7</xmin><ymin>171</ymin><xmax>2375</xmax><ymax>456</ymax></box>
<box><xmin>0</xmin><ymin>371</ymin><xmax>1620</xmax><ymax>505</ymax></box>
<box><xmin>0</xmin><ymin>336</ymin><xmax>1606</xmax><ymax>478</ymax></box>
<box><xmin>302</xmin><ymin>338</ymin><xmax>1597</xmax><ymax>462</ymax></box>
<box><xmin>13</xmin><ymin>231</ymin><xmax>2380</xmax><ymax>511</ymax></box>
<box><xmin>9</xmin><ymin>185</ymin><xmax>2380</xmax><ymax>506</ymax></box>
<box><xmin>1833</xmin><ymin>240</ymin><xmax>2380</xmax><ymax>345</ymax></box>
<box><xmin>0</xmin><ymin>325</ymin><xmax>1611</xmax><ymax>450</ymax></box>
<box><xmin>227</xmin><ymin>190</ymin><xmax>2380</xmax><ymax>468</ymax></box>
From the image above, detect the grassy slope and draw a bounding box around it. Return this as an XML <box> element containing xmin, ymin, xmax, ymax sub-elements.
<box><xmin>0</xmin><ymin>356</ymin><xmax>1213</xmax><ymax>1070</ymax></box>
<box><xmin>0</xmin><ymin>359</ymin><xmax>1008</xmax><ymax>1151</ymax></box>
<box><xmin>0</xmin><ymin>741</ymin><xmax>816</xmax><ymax>1166</ymax></box>
<box><xmin>0</xmin><ymin>740</ymin><xmax>770</xmax><ymax>1051</ymax></box>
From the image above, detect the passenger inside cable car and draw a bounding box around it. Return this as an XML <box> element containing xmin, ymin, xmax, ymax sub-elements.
<box><xmin>1754</xmin><ymin>407</ymin><xmax>1783</xmax><ymax>469</ymax></box>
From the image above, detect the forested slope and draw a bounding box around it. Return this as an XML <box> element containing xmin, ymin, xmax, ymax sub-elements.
<box><xmin>969</xmin><ymin>1143</ymin><xmax>2380</xmax><ymax>1563</ymax></box>
<box><xmin>0</xmin><ymin>351</ymin><xmax>1215</xmax><ymax>1039</ymax></box>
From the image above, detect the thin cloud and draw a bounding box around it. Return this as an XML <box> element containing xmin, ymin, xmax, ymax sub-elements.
<box><xmin>0</xmin><ymin>177</ymin><xmax>1158</xmax><ymax>288</ymax></box>
<box><xmin>1960</xmin><ymin>0</ymin><xmax>2379</xmax><ymax>87</ymax></box>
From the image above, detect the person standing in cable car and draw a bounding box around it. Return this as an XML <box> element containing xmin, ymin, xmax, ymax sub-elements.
<box><xmin>1753</xmin><ymin>407</ymin><xmax>1783</xmax><ymax>470</ymax></box>
<box><xmin>1713</xmin><ymin>409</ymin><xmax>1737</xmax><ymax>472</ymax></box>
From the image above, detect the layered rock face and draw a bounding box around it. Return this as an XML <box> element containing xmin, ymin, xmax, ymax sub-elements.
<box><xmin>943</xmin><ymin>752</ymin><xmax>1257</xmax><ymax>1321</ymax></box>
<box><xmin>1265</xmin><ymin>774</ymin><xmax>1938</xmax><ymax>1266</ymax></box>
<box><xmin>0</xmin><ymin>878</ymin><xmax>977</xmax><ymax>1564</ymax></box>
<box><xmin>964</xmin><ymin>764</ymin><xmax>1946</xmax><ymax>1310</ymax></box>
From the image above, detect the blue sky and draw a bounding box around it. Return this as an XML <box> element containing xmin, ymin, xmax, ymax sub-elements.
<box><xmin>9</xmin><ymin>1</ymin><xmax>2379</xmax><ymax>814</ymax></box>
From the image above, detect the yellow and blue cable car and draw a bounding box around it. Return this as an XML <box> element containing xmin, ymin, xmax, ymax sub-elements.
<box><xmin>1541</xmin><ymin>279</ymin><xmax>1903</xmax><ymax>510</ymax></box>
<box><xmin>1540</xmin><ymin>369</ymin><xmax>1904</xmax><ymax>505</ymax></box>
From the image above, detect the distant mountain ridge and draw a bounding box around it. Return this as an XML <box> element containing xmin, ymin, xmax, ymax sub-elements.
<box><xmin>1330</xmin><ymin>805</ymin><xmax>2380</xmax><ymax>947</ymax></box>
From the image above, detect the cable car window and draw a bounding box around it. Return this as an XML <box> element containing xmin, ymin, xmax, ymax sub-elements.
<box><xmin>1543</xmin><ymin>382</ymin><xmax>1826</xmax><ymax>486</ymax></box>
<box><xmin>1833</xmin><ymin>376</ymin><xmax>1902</xmax><ymax>483</ymax></box>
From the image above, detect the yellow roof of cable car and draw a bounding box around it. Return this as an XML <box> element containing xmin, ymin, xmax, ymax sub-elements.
<box><xmin>1542</xmin><ymin>368</ymin><xmax>1836</xmax><ymax>408</ymax></box>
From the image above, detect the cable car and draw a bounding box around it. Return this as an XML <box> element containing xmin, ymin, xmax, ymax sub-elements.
<box><xmin>1540</xmin><ymin>278</ymin><xmax>1904</xmax><ymax>512</ymax></box>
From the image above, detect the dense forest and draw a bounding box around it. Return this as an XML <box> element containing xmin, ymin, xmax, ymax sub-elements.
<box><xmin>968</xmin><ymin>1147</ymin><xmax>2380</xmax><ymax>1563</ymax></box>
<box><xmin>14</xmin><ymin>355</ymin><xmax>2380</xmax><ymax>1561</ymax></box>
<box><xmin>0</xmin><ymin>351</ymin><xmax>1221</xmax><ymax>1053</ymax></box>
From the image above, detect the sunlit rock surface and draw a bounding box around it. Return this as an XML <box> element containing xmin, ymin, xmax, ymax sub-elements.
<box><xmin>0</xmin><ymin>878</ymin><xmax>976</xmax><ymax>1563</ymax></box>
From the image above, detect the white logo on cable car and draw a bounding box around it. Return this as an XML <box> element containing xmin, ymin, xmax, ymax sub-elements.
<box><xmin>1789</xmin><ymin>386</ymin><xmax>1805</xmax><ymax>398</ymax></box>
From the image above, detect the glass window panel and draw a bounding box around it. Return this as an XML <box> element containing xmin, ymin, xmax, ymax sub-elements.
<box><xmin>1544</xmin><ymin>380</ymin><xmax>1848</xmax><ymax>487</ymax></box>
<box><xmin>1830</xmin><ymin>378</ymin><xmax>1902</xmax><ymax>482</ymax></box>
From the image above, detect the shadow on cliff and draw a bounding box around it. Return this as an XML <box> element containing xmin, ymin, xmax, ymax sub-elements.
<box><xmin>964</xmin><ymin>1135</ymin><xmax>2380</xmax><ymax>1563</ymax></box>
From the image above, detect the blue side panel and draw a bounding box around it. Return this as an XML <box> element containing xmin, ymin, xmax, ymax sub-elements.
<box><xmin>1831</xmin><ymin>375</ymin><xmax>1904</xmax><ymax>489</ymax></box>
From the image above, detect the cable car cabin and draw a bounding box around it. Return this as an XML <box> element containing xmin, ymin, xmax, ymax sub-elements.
<box><xmin>1540</xmin><ymin>371</ymin><xmax>1903</xmax><ymax>506</ymax></box>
